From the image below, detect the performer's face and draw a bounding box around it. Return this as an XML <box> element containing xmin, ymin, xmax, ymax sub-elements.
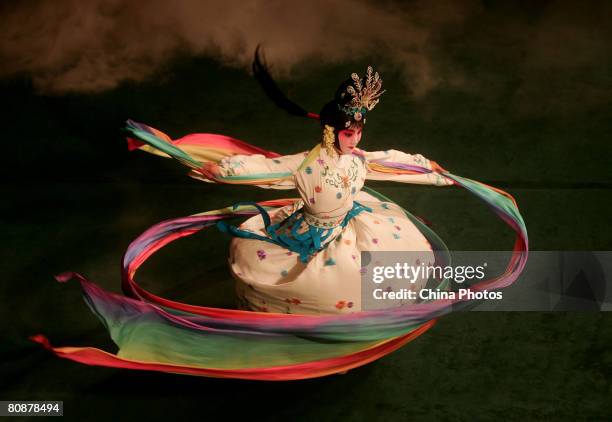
<box><xmin>338</xmin><ymin>127</ymin><xmax>363</xmax><ymax>154</ymax></box>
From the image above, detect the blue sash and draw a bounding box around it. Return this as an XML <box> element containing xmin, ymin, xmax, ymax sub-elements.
<box><xmin>217</xmin><ymin>201</ymin><xmax>372</xmax><ymax>263</ymax></box>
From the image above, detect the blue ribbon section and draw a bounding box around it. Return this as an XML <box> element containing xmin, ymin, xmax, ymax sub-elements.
<box><xmin>216</xmin><ymin>201</ymin><xmax>372</xmax><ymax>263</ymax></box>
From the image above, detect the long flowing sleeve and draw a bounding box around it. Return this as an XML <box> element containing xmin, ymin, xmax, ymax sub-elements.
<box><xmin>362</xmin><ymin>149</ymin><xmax>454</xmax><ymax>186</ymax></box>
<box><xmin>197</xmin><ymin>150</ymin><xmax>309</xmax><ymax>190</ymax></box>
<box><xmin>217</xmin><ymin>151</ymin><xmax>307</xmax><ymax>177</ymax></box>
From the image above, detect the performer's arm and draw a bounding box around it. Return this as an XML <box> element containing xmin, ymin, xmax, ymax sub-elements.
<box><xmin>362</xmin><ymin>149</ymin><xmax>454</xmax><ymax>186</ymax></box>
<box><xmin>207</xmin><ymin>151</ymin><xmax>307</xmax><ymax>179</ymax></box>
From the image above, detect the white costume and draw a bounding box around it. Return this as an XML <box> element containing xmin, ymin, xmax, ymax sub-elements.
<box><xmin>218</xmin><ymin>145</ymin><xmax>453</xmax><ymax>315</ymax></box>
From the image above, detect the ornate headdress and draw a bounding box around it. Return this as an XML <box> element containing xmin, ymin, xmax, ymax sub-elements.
<box><xmin>338</xmin><ymin>66</ymin><xmax>386</xmax><ymax>126</ymax></box>
<box><xmin>251</xmin><ymin>48</ymin><xmax>385</xmax><ymax>132</ymax></box>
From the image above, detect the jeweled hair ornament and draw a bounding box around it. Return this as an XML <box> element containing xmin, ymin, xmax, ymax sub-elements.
<box><xmin>339</xmin><ymin>66</ymin><xmax>386</xmax><ymax>122</ymax></box>
<box><xmin>322</xmin><ymin>125</ymin><xmax>338</xmax><ymax>158</ymax></box>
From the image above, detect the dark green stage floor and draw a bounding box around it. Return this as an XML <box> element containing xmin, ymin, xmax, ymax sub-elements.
<box><xmin>2</xmin><ymin>180</ymin><xmax>611</xmax><ymax>420</ymax></box>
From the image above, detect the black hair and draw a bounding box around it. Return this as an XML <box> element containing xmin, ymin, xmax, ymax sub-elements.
<box><xmin>319</xmin><ymin>77</ymin><xmax>365</xmax><ymax>130</ymax></box>
<box><xmin>252</xmin><ymin>45</ymin><xmax>315</xmax><ymax>119</ymax></box>
<box><xmin>252</xmin><ymin>45</ymin><xmax>364</xmax><ymax>146</ymax></box>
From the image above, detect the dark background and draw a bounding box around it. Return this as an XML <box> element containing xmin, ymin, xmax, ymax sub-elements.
<box><xmin>1</xmin><ymin>1</ymin><xmax>611</xmax><ymax>420</ymax></box>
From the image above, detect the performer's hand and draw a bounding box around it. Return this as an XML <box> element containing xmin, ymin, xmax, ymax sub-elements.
<box><xmin>200</xmin><ymin>161</ymin><xmax>221</xmax><ymax>179</ymax></box>
<box><xmin>430</xmin><ymin>161</ymin><xmax>448</xmax><ymax>173</ymax></box>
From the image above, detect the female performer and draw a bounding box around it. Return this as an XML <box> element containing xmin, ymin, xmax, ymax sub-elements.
<box><xmin>197</xmin><ymin>58</ymin><xmax>454</xmax><ymax>315</ymax></box>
